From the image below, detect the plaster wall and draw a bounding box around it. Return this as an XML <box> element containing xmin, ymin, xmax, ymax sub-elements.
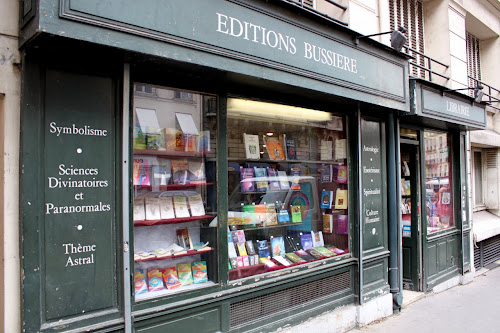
<box><xmin>0</xmin><ymin>1</ymin><xmax>21</xmax><ymax>332</ymax></box>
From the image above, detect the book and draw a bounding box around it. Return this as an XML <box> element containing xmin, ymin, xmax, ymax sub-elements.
<box><xmin>295</xmin><ymin>250</ymin><xmax>315</xmax><ymax>261</ymax></box>
<box><xmin>290</xmin><ymin>167</ymin><xmax>301</xmax><ymax>190</ymax></box>
<box><xmin>163</xmin><ymin>128</ymin><xmax>177</xmax><ymax>151</ymax></box>
<box><xmin>198</xmin><ymin>130</ymin><xmax>211</xmax><ymax>152</ymax></box>
<box><xmin>229</xmin><ymin>257</ymin><xmax>238</xmax><ymax>269</ymax></box>
<box><xmin>246</xmin><ymin>240</ymin><xmax>256</xmax><ymax>255</ymax></box>
<box><xmin>267</xmin><ymin>168</ymin><xmax>281</xmax><ymax>191</ymax></box>
<box><xmin>285</xmin><ymin>252</ymin><xmax>306</xmax><ymax>263</ymax></box>
<box><xmin>177</xmin><ymin>263</ymin><xmax>193</xmax><ymax>286</ymax></box>
<box><xmin>320</xmin><ymin>140</ymin><xmax>333</xmax><ymax>160</ymax></box>
<box><xmin>187</xmin><ymin>193</ymin><xmax>206</xmax><ymax>216</ymax></box>
<box><xmin>236</xmin><ymin>256</ymin><xmax>244</xmax><ymax>268</ymax></box>
<box><xmin>159</xmin><ymin>197</ymin><xmax>175</xmax><ymax>220</ymax></box>
<box><xmin>284</xmin><ymin>135</ymin><xmax>297</xmax><ymax>160</ymax></box>
<box><xmin>228</xmin><ymin>242</ymin><xmax>238</xmax><ymax>258</ymax></box>
<box><xmin>254</xmin><ymin>204</ymin><xmax>267</xmax><ymax>225</ymax></box>
<box><xmin>337</xmin><ymin>165</ymin><xmax>348</xmax><ymax>184</ymax></box>
<box><xmin>313</xmin><ymin>246</ymin><xmax>334</xmax><ymax>257</ymax></box>
<box><xmin>242</xmin><ymin>204</ymin><xmax>256</xmax><ymax>226</ymax></box>
<box><xmin>277</xmin><ymin>204</ymin><xmax>290</xmax><ymax>223</ymax></box>
<box><xmin>242</xmin><ymin>255</ymin><xmax>250</xmax><ymax>266</ymax></box>
<box><xmin>133</xmin><ymin>124</ymin><xmax>146</xmax><ymax>150</ymax></box>
<box><xmin>230</xmin><ymin>230</ymin><xmax>239</xmax><ymax>243</ymax></box>
<box><xmin>285</xmin><ymin>235</ymin><xmax>301</xmax><ymax>252</ymax></box>
<box><xmin>270</xmin><ymin>236</ymin><xmax>285</xmax><ymax>258</ymax></box>
<box><xmin>265</xmin><ymin>203</ymin><xmax>278</xmax><ymax>226</ymax></box>
<box><xmin>136</xmin><ymin>158</ymin><xmax>151</xmax><ymax>185</ymax></box>
<box><xmin>162</xmin><ymin>267</ymin><xmax>181</xmax><ymax>290</ymax></box>
<box><xmin>312</xmin><ymin>231</ymin><xmax>325</xmax><ymax>247</ymax></box>
<box><xmin>335</xmin><ymin>139</ymin><xmax>347</xmax><ymax>160</ymax></box>
<box><xmin>134</xmin><ymin>269</ymin><xmax>148</xmax><ymax>295</ymax></box>
<box><xmin>243</xmin><ymin>133</ymin><xmax>260</xmax><ymax>159</ymax></box>
<box><xmin>240</xmin><ymin>167</ymin><xmax>255</xmax><ymax>192</ymax></box>
<box><xmin>237</xmin><ymin>230</ymin><xmax>246</xmax><ymax>243</ymax></box>
<box><xmin>277</xmin><ymin>171</ymin><xmax>290</xmax><ymax>190</ymax></box>
<box><xmin>300</xmin><ymin>233</ymin><xmax>313</xmax><ymax>250</ymax></box>
<box><xmin>151</xmin><ymin>159</ymin><xmax>171</xmax><ymax>186</ymax></box>
<box><xmin>337</xmin><ymin>214</ymin><xmax>348</xmax><ymax>234</ymax></box>
<box><xmin>291</xmin><ymin>205</ymin><xmax>302</xmax><ymax>223</ymax></box>
<box><xmin>323</xmin><ymin>214</ymin><xmax>333</xmax><ymax>233</ymax></box>
<box><xmin>254</xmin><ymin>167</ymin><xmax>268</xmax><ymax>192</ymax></box>
<box><xmin>236</xmin><ymin>242</ymin><xmax>248</xmax><ymax>256</ymax></box>
<box><xmin>335</xmin><ymin>189</ymin><xmax>348</xmax><ymax>209</ymax></box>
<box><xmin>176</xmin><ymin>228</ymin><xmax>192</xmax><ymax>250</ymax></box>
<box><xmin>264</xmin><ymin>136</ymin><xmax>285</xmax><ymax>160</ymax></box>
<box><xmin>257</xmin><ymin>240</ymin><xmax>270</xmax><ymax>258</ymax></box>
<box><xmin>133</xmin><ymin>197</ymin><xmax>146</xmax><ymax>221</ymax></box>
<box><xmin>306</xmin><ymin>248</ymin><xmax>324</xmax><ymax>259</ymax></box>
<box><xmin>145</xmin><ymin>197</ymin><xmax>161</xmax><ymax>220</ymax></box>
<box><xmin>320</xmin><ymin>190</ymin><xmax>333</xmax><ymax>209</ymax></box>
<box><xmin>148</xmin><ymin>268</ymin><xmax>165</xmax><ymax>292</ymax></box>
<box><xmin>320</xmin><ymin>165</ymin><xmax>332</xmax><ymax>183</ymax></box>
<box><xmin>259</xmin><ymin>257</ymin><xmax>277</xmax><ymax>268</ymax></box>
<box><xmin>173</xmin><ymin>196</ymin><xmax>190</xmax><ymax>218</ymax></box>
<box><xmin>171</xmin><ymin>159</ymin><xmax>190</xmax><ymax>185</ymax></box>
<box><xmin>249</xmin><ymin>254</ymin><xmax>256</xmax><ymax>266</ymax></box>
<box><xmin>192</xmin><ymin>261</ymin><xmax>208</xmax><ymax>284</ymax></box>
<box><xmin>188</xmin><ymin>160</ymin><xmax>206</xmax><ymax>183</ymax></box>
<box><xmin>273</xmin><ymin>256</ymin><xmax>293</xmax><ymax>266</ymax></box>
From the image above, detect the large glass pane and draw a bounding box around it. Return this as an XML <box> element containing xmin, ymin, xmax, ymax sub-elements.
<box><xmin>132</xmin><ymin>85</ymin><xmax>218</xmax><ymax>300</ymax></box>
<box><xmin>227</xmin><ymin>98</ymin><xmax>350</xmax><ymax>279</ymax></box>
<box><xmin>424</xmin><ymin>131</ymin><xmax>454</xmax><ymax>233</ymax></box>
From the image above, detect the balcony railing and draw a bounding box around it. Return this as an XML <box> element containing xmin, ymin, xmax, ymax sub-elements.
<box><xmin>468</xmin><ymin>76</ymin><xmax>500</xmax><ymax>111</ymax></box>
<box><xmin>403</xmin><ymin>46</ymin><xmax>450</xmax><ymax>82</ymax></box>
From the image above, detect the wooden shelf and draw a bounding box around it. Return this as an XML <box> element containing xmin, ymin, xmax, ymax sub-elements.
<box><xmin>134</xmin><ymin>182</ymin><xmax>214</xmax><ymax>191</ymax></box>
<box><xmin>227</xmin><ymin>157</ymin><xmax>345</xmax><ymax>165</ymax></box>
<box><xmin>134</xmin><ymin>149</ymin><xmax>214</xmax><ymax>158</ymax></box>
<box><xmin>134</xmin><ymin>215</ymin><xmax>215</xmax><ymax>227</ymax></box>
<box><xmin>230</xmin><ymin>222</ymin><xmax>304</xmax><ymax>231</ymax></box>
<box><xmin>134</xmin><ymin>248</ymin><xmax>214</xmax><ymax>263</ymax></box>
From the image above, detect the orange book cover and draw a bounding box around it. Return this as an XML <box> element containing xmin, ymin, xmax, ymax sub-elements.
<box><xmin>265</xmin><ymin>137</ymin><xmax>285</xmax><ymax>160</ymax></box>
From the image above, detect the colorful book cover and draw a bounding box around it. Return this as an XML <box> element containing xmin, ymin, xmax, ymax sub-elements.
<box><xmin>176</xmin><ymin>263</ymin><xmax>193</xmax><ymax>286</ymax></box>
<box><xmin>249</xmin><ymin>254</ymin><xmax>256</xmax><ymax>266</ymax></box>
<box><xmin>229</xmin><ymin>257</ymin><xmax>238</xmax><ymax>269</ymax></box>
<box><xmin>230</xmin><ymin>230</ymin><xmax>239</xmax><ymax>244</ymax></box>
<box><xmin>291</xmin><ymin>205</ymin><xmax>302</xmax><ymax>223</ymax></box>
<box><xmin>257</xmin><ymin>240</ymin><xmax>270</xmax><ymax>258</ymax></box>
<box><xmin>277</xmin><ymin>170</ymin><xmax>290</xmax><ymax>190</ymax></box>
<box><xmin>278</xmin><ymin>205</ymin><xmax>290</xmax><ymax>223</ymax></box>
<box><xmin>244</xmin><ymin>133</ymin><xmax>261</xmax><ymax>159</ymax></box>
<box><xmin>138</xmin><ymin>159</ymin><xmax>151</xmax><ymax>185</ymax></box>
<box><xmin>313</xmin><ymin>246</ymin><xmax>333</xmax><ymax>257</ymax></box>
<box><xmin>236</xmin><ymin>256</ymin><xmax>244</xmax><ymax>268</ymax></box>
<box><xmin>240</xmin><ymin>167</ymin><xmax>255</xmax><ymax>192</ymax></box>
<box><xmin>187</xmin><ymin>193</ymin><xmax>205</xmax><ymax>216</ymax></box>
<box><xmin>134</xmin><ymin>269</ymin><xmax>148</xmax><ymax>295</ymax></box>
<box><xmin>171</xmin><ymin>159</ymin><xmax>190</xmax><ymax>185</ymax></box>
<box><xmin>254</xmin><ymin>167</ymin><xmax>268</xmax><ymax>192</ymax></box>
<box><xmin>259</xmin><ymin>257</ymin><xmax>277</xmax><ymax>268</ymax></box>
<box><xmin>285</xmin><ymin>136</ymin><xmax>297</xmax><ymax>160</ymax></box>
<box><xmin>242</xmin><ymin>255</ymin><xmax>250</xmax><ymax>266</ymax></box>
<box><xmin>320</xmin><ymin>165</ymin><xmax>332</xmax><ymax>183</ymax></box>
<box><xmin>145</xmin><ymin>197</ymin><xmax>161</xmax><ymax>221</ymax></box>
<box><xmin>320</xmin><ymin>190</ymin><xmax>333</xmax><ymax>209</ymax></box>
<box><xmin>265</xmin><ymin>136</ymin><xmax>285</xmax><ymax>160</ymax></box>
<box><xmin>306</xmin><ymin>248</ymin><xmax>324</xmax><ymax>259</ymax></box>
<box><xmin>285</xmin><ymin>252</ymin><xmax>306</xmax><ymax>263</ymax></box>
<box><xmin>147</xmin><ymin>268</ymin><xmax>165</xmax><ymax>292</ymax></box>
<box><xmin>237</xmin><ymin>230</ymin><xmax>246</xmax><ymax>243</ymax></box>
<box><xmin>159</xmin><ymin>197</ymin><xmax>175</xmax><ymax>220</ymax></box>
<box><xmin>133</xmin><ymin>158</ymin><xmax>142</xmax><ymax>185</ymax></box>
<box><xmin>300</xmin><ymin>233</ymin><xmax>313</xmax><ymax>250</ymax></box>
<box><xmin>133</xmin><ymin>198</ymin><xmax>146</xmax><ymax>221</ymax></box>
<box><xmin>294</xmin><ymin>250</ymin><xmax>315</xmax><ymax>261</ymax></box>
<box><xmin>267</xmin><ymin>167</ymin><xmax>281</xmax><ymax>191</ymax></box>
<box><xmin>337</xmin><ymin>214</ymin><xmax>348</xmax><ymax>234</ymax></box>
<box><xmin>265</xmin><ymin>203</ymin><xmax>278</xmax><ymax>226</ymax></box>
<box><xmin>335</xmin><ymin>189</ymin><xmax>348</xmax><ymax>209</ymax></box>
<box><xmin>271</xmin><ymin>236</ymin><xmax>285</xmax><ymax>258</ymax></box>
<box><xmin>162</xmin><ymin>267</ymin><xmax>181</xmax><ymax>290</ymax></box>
<box><xmin>198</xmin><ymin>130</ymin><xmax>211</xmax><ymax>152</ymax></box>
<box><xmin>312</xmin><ymin>231</ymin><xmax>325</xmax><ymax>247</ymax></box>
<box><xmin>246</xmin><ymin>240</ymin><xmax>256</xmax><ymax>255</ymax></box>
<box><xmin>273</xmin><ymin>256</ymin><xmax>293</xmax><ymax>266</ymax></box>
<box><xmin>228</xmin><ymin>242</ymin><xmax>238</xmax><ymax>258</ymax></box>
<box><xmin>242</xmin><ymin>204</ymin><xmax>256</xmax><ymax>226</ymax></box>
<box><xmin>173</xmin><ymin>196</ymin><xmax>190</xmax><ymax>218</ymax></box>
<box><xmin>133</xmin><ymin>124</ymin><xmax>146</xmax><ymax>150</ymax></box>
<box><xmin>323</xmin><ymin>214</ymin><xmax>333</xmax><ymax>233</ymax></box>
<box><xmin>254</xmin><ymin>204</ymin><xmax>267</xmax><ymax>225</ymax></box>
<box><xmin>337</xmin><ymin>165</ymin><xmax>348</xmax><ymax>184</ymax></box>
<box><xmin>163</xmin><ymin>128</ymin><xmax>177</xmax><ymax>151</ymax></box>
<box><xmin>237</xmin><ymin>242</ymin><xmax>248</xmax><ymax>256</ymax></box>
<box><xmin>192</xmin><ymin>261</ymin><xmax>208</xmax><ymax>284</ymax></box>
<box><xmin>290</xmin><ymin>167</ymin><xmax>301</xmax><ymax>190</ymax></box>
<box><xmin>176</xmin><ymin>228</ymin><xmax>192</xmax><ymax>250</ymax></box>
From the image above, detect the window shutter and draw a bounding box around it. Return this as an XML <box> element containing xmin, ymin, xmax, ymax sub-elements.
<box><xmin>466</xmin><ymin>32</ymin><xmax>481</xmax><ymax>93</ymax></box>
<box><xmin>485</xmin><ymin>149</ymin><xmax>499</xmax><ymax>209</ymax></box>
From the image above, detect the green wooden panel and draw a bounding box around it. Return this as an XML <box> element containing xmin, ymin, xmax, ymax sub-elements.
<box><xmin>43</xmin><ymin>70</ymin><xmax>118</xmax><ymax>319</ymax></box>
<box><xmin>402</xmin><ymin>246</ymin><xmax>412</xmax><ymax>280</ymax></box>
<box><xmin>363</xmin><ymin>261</ymin><xmax>386</xmax><ymax>286</ymax></box>
<box><xmin>136</xmin><ymin>308</ymin><xmax>221</xmax><ymax>333</ymax></box>
<box><xmin>427</xmin><ymin>243</ymin><xmax>437</xmax><ymax>277</ymax></box>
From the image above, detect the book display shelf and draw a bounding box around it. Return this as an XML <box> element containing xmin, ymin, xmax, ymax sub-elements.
<box><xmin>132</xmin><ymin>85</ymin><xmax>218</xmax><ymax>300</ymax></box>
<box><xmin>226</xmin><ymin>98</ymin><xmax>350</xmax><ymax>280</ymax></box>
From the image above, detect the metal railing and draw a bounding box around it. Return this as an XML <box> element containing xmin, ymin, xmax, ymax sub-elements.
<box><xmin>468</xmin><ymin>76</ymin><xmax>500</xmax><ymax>111</ymax></box>
<box><xmin>403</xmin><ymin>45</ymin><xmax>450</xmax><ymax>81</ymax></box>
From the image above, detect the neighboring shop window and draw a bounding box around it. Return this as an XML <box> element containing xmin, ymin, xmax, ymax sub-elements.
<box><xmin>226</xmin><ymin>98</ymin><xmax>349</xmax><ymax>279</ymax></box>
<box><xmin>424</xmin><ymin>131</ymin><xmax>453</xmax><ymax>233</ymax></box>
<box><xmin>132</xmin><ymin>84</ymin><xmax>217</xmax><ymax>300</ymax></box>
<box><xmin>473</xmin><ymin>150</ymin><xmax>484</xmax><ymax>207</ymax></box>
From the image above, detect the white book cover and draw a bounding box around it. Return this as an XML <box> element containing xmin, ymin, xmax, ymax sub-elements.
<box><xmin>133</xmin><ymin>197</ymin><xmax>146</xmax><ymax>221</ymax></box>
<box><xmin>159</xmin><ymin>197</ymin><xmax>175</xmax><ymax>220</ymax></box>
<box><xmin>145</xmin><ymin>197</ymin><xmax>161</xmax><ymax>220</ymax></box>
<box><xmin>173</xmin><ymin>196</ymin><xmax>190</xmax><ymax>218</ymax></box>
<box><xmin>187</xmin><ymin>193</ymin><xmax>206</xmax><ymax>216</ymax></box>
<box><xmin>243</xmin><ymin>133</ymin><xmax>260</xmax><ymax>159</ymax></box>
<box><xmin>311</xmin><ymin>231</ymin><xmax>325</xmax><ymax>247</ymax></box>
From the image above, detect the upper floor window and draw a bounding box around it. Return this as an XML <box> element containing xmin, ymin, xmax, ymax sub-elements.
<box><xmin>135</xmin><ymin>84</ymin><xmax>157</xmax><ymax>95</ymax></box>
<box><xmin>466</xmin><ymin>32</ymin><xmax>481</xmax><ymax>90</ymax></box>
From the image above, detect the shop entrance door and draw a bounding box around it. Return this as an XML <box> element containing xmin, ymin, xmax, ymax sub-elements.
<box><xmin>400</xmin><ymin>142</ymin><xmax>422</xmax><ymax>291</ymax></box>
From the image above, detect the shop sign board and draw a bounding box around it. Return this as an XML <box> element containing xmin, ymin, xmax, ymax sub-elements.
<box><xmin>42</xmin><ymin>70</ymin><xmax>117</xmax><ymax>320</ymax></box>
<box><xmin>360</xmin><ymin>119</ymin><xmax>386</xmax><ymax>254</ymax></box>
<box><xmin>56</xmin><ymin>0</ymin><xmax>407</xmax><ymax>105</ymax></box>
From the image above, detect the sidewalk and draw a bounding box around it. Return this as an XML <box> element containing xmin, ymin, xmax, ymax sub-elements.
<box><xmin>348</xmin><ymin>261</ymin><xmax>500</xmax><ymax>333</ymax></box>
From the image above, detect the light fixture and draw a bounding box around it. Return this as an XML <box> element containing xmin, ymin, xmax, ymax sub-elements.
<box><xmin>444</xmin><ymin>85</ymin><xmax>484</xmax><ymax>103</ymax></box>
<box><xmin>355</xmin><ymin>26</ymin><xmax>407</xmax><ymax>52</ymax></box>
<box><xmin>227</xmin><ymin>98</ymin><xmax>332</xmax><ymax>123</ymax></box>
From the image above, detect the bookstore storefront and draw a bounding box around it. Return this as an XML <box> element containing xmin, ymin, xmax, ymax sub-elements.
<box><xmin>20</xmin><ymin>1</ymin><xmax>410</xmax><ymax>332</ymax></box>
<box><xmin>399</xmin><ymin>79</ymin><xmax>485</xmax><ymax>292</ymax></box>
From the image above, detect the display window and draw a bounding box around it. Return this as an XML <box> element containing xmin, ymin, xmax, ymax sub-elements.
<box><xmin>424</xmin><ymin>130</ymin><xmax>454</xmax><ymax>233</ymax></box>
<box><xmin>226</xmin><ymin>98</ymin><xmax>350</xmax><ymax>279</ymax></box>
<box><xmin>131</xmin><ymin>84</ymin><xmax>218</xmax><ymax>300</ymax></box>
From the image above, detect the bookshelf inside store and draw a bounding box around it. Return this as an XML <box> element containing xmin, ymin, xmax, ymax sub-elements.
<box><xmin>226</xmin><ymin>98</ymin><xmax>350</xmax><ymax>280</ymax></box>
<box><xmin>132</xmin><ymin>84</ymin><xmax>218</xmax><ymax>300</ymax></box>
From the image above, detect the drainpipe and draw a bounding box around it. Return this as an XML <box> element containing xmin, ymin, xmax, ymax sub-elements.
<box><xmin>387</xmin><ymin>112</ymin><xmax>403</xmax><ymax>312</ymax></box>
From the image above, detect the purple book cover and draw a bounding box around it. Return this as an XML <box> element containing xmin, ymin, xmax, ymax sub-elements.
<box><xmin>267</xmin><ymin>168</ymin><xmax>281</xmax><ymax>191</ymax></box>
<box><xmin>240</xmin><ymin>167</ymin><xmax>255</xmax><ymax>192</ymax></box>
<box><xmin>337</xmin><ymin>214</ymin><xmax>348</xmax><ymax>234</ymax></box>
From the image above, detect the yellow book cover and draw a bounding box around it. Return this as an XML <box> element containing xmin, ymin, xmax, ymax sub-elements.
<box><xmin>335</xmin><ymin>189</ymin><xmax>348</xmax><ymax>209</ymax></box>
